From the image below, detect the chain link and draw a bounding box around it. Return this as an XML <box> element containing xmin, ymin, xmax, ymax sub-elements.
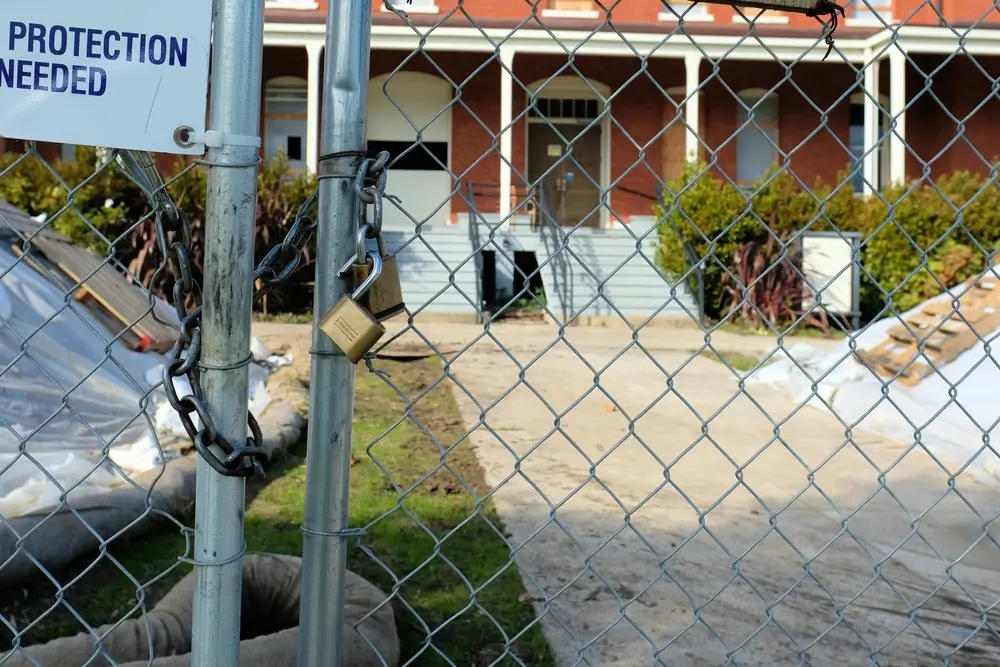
<box><xmin>146</xmin><ymin>153</ymin><xmax>390</xmax><ymax>479</ymax></box>
<box><xmin>146</xmin><ymin>177</ymin><xmax>320</xmax><ymax>479</ymax></box>
<box><xmin>356</xmin><ymin>150</ymin><xmax>391</xmax><ymax>243</ymax></box>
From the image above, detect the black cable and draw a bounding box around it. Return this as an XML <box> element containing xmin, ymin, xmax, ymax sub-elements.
<box><xmin>818</xmin><ymin>2</ymin><xmax>847</xmax><ymax>62</ymax></box>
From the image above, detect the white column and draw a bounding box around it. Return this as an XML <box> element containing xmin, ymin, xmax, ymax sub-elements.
<box><xmin>889</xmin><ymin>48</ymin><xmax>907</xmax><ymax>186</ymax></box>
<box><xmin>862</xmin><ymin>53</ymin><xmax>880</xmax><ymax>195</ymax></box>
<box><xmin>498</xmin><ymin>46</ymin><xmax>515</xmax><ymax>220</ymax></box>
<box><xmin>306</xmin><ymin>41</ymin><xmax>323</xmax><ymax>174</ymax></box>
<box><xmin>684</xmin><ymin>53</ymin><xmax>701</xmax><ymax>163</ymax></box>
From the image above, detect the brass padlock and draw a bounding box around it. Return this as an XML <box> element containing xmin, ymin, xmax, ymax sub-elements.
<box><xmin>320</xmin><ymin>250</ymin><xmax>387</xmax><ymax>364</ymax></box>
<box><xmin>344</xmin><ymin>225</ymin><xmax>405</xmax><ymax>322</ymax></box>
<box><xmin>359</xmin><ymin>232</ymin><xmax>405</xmax><ymax>322</ymax></box>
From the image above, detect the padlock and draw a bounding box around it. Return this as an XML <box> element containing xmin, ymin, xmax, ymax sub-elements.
<box><xmin>343</xmin><ymin>225</ymin><xmax>405</xmax><ymax>322</ymax></box>
<box><xmin>358</xmin><ymin>232</ymin><xmax>405</xmax><ymax>322</ymax></box>
<box><xmin>320</xmin><ymin>250</ymin><xmax>387</xmax><ymax>364</ymax></box>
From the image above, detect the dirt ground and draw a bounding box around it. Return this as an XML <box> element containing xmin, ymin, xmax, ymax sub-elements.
<box><xmin>256</xmin><ymin>320</ymin><xmax>1000</xmax><ymax>667</ymax></box>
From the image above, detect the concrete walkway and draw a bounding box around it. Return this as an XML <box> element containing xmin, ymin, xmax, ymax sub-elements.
<box><xmin>255</xmin><ymin>320</ymin><xmax>1000</xmax><ymax>666</ymax></box>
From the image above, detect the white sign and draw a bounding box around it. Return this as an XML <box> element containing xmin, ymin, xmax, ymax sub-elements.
<box><xmin>801</xmin><ymin>234</ymin><xmax>856</xmax><ymax>315</ymax></box>
<box><xmin>0</xmin><ymin>0</ymin><xmax>213</xmax><ymax>155</ymax></box>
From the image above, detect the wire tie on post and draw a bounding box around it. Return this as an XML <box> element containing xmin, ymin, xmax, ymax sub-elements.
<box><xmin>318</xmin><ymin>150</ymin><xmax>367</xmax><ymax>180</ymax></box>
<box><xmin>309</xmin><ymin>347</ymin><xmax>348</xmax><ymax>358</ymax></box>
<box><xmin>178</xmin><ymin>128</ymin><xmax>262</xmax><ymax>149</ymax></box>
<box><xmin>197</xmin><ymin>352</ymin><xmax>256</xmax><ymax>372</ymax></box>
<box><xmin>300</xmin><ymin>526</ymin><xmax>366</xmax><ymax>539</ymax></box>
<box><xmin>175</xmin><ymin>126</ymin><xmax>264</xmax><ymax>167</ymax></box>
<box><xmin>178</xmin><ymin>540</ymin><xmax>248</xmax><ymax>568</ymax></box>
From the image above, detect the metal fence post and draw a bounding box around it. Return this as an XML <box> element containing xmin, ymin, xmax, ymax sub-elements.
<box><xmin>190</xmin><ymin>0</ymin><xmax>266</xmax><ymax>665</ymax></box>
<box><xmin>297</xmin><ymin>2</ymin><xmax>372</xmax><ymax>666</ymax></box>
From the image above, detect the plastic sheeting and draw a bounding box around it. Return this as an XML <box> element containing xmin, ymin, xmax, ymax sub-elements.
<box><xmin>747</xmin><ymin>288</ymin><xmax>1000</xmax><ymax>483</ymax></box>
<box><xmin>0</xmin><ymin>245</ymin><xmax>289</xmax><ymax>518</ymax></box>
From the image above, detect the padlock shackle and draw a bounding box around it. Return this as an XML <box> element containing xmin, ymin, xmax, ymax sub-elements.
<box><xmin>351</xmin><ymin>250</ymin><xmax>383</xmax><ymax>300</ymax></box>
<box><xmin>353</xmin><ymin>221</ymin><xmax>390</xmax><ymax>264</ymax></box>
<box><xmin>356</xmin><ymin>223</ymin><xmax>372</xmax><ymax>264</ymax></box>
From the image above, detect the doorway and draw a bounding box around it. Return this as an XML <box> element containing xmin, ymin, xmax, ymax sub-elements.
<box><xmin>525</xmin><ymin>76</ymin><xmax>610</xmax><ymax>229</ymax></box>
<box><xmin>528</xmin><ymin>120</ymin><xmax>603</xmax><ymax>228</ymax></box>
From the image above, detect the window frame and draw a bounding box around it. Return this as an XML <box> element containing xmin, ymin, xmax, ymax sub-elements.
<box><xmin>658</xmin><ymin>1</ymin><xmax>714</xmax><ymax>22</ymax></box>
<box><xmin>263</xmin><ymin>76</ymin><xmax>309</xmax><ymax>174</ymax></box>
<box><xmin>735</xmin><ymin>88</ymin><xmax>780</xmax><ymax>187</ymax></box>
<box><xmin>848</xmin><ymin>92</ymin><xmax>891</xmax><ymax>195</ymax></box>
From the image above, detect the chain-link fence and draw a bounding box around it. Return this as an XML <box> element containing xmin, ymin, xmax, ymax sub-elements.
<box><xmin>330</xmin><ymin>1</ymin><xmax>1000</xmax><ymax>666</ymax></box>
<box><xmin>3</xmin><ymin>0</ymin><xmax>1000</xmax><ymax>666</ymax></box>
<box><xmin>0</xmin><ymin>133</ymin><xmax>319</xmax><ymax>661</ymax></box>
<box><xmin>0</xmin><ymin>2</ymin><xmax>311</xmax><ymax>658</ymax></box>
<box><xmin>0</xmin><ymin>145</ymin><xmax>196</xmax><ymax>662</ymax></box>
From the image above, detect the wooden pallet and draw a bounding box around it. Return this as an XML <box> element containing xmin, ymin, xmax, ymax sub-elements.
<box><xmin>12</xmin><ymin>237</ymin><xmax>176</xmax><ymax>353</ymax></box>
<box><xmin>855</xmin><ymin>274</ymin><xmax>1000</xmax><ymax>386</ymax></box>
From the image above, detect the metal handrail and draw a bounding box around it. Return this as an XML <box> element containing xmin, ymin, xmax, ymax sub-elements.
<box><xmin>465</xmin><ymin>180</ymin><xmax>486</xmax><ymax>323</ymax></box>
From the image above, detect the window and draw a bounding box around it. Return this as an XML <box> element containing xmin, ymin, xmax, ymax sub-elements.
<box><xmin>264</xmin><ymin>77</ymin><xmax>308</xmax><ymax>172</ymax></box>
<box><xmin>849</xmin><ymin>94</ymin><xmax>889</xmax><ymax>194</ymax></box>
<box><xmin>528</xmin><ymin>98</ymin><xmax>601</xmax><ymax>121</ymax></box>
<box><xmin>736</xmin><ymin>91</ymin><xmax>779</xmax><ymax>185</ymax></box>
<box><xmin>543</xmin><ymin>0</ymin><xmax>599</xmax><ymax>18</ymax></box>
<box><xmin>659</xmin><ymin>1</ymin><xmax>712</xmax><ymax>21</ymax></box>
<box><xmin>848</xmin><ymin>0</ymin><xmax>892</xmax><ymax>23</ymax></box>
<box><xmin>60</xmin><ymin>144</ymin><xmax>77</xmax><ymax>164</ymax></box>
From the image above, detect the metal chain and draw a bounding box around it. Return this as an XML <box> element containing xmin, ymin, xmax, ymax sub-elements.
<box><xmin>356</xmin><ymin>150</ymin><xmax>391</xmax><ymax>243</ymax></box>
<box><xmin>152</xmin><ymin>186</ymin><xmax>320</xmax><ymax>480</ymax></box>
<box><xmin>149</xmin><ymin>153</ymin><xmax>389</xmax><ymax>480</ymax></box>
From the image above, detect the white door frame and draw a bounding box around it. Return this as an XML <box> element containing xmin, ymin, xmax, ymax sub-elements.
<box><xmin>525</xmin><ymin>76</ymin><xmax>613</xmax><ymax>228</ymax></box>
<box><xmin>849</xmin><ymin>91</ymin><xmax>891</xmax><ymax>193</ymax></box>
<box><xmin>368</xmin><ymin>71</ymin><xmax>454</xmax><ymax>227</ymax></box>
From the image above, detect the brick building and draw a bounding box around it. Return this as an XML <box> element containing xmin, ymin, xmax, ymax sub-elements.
<box><xmin>252</xmin><ymin>0</ymin><xmax>1000</xmax><ymax>230</ymax></box>
<box><xmin>5</xmin><ymin>1</ymin><xmax>999</xmax><ymax>229</ymax></box>
<box><xmin>3</xmin><ymin>1</ymin><xmax>999</xmax><ymax>323</ymax></box>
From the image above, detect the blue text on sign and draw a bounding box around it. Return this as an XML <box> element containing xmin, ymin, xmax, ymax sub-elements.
<box><xmin>0</xmin><ymin>21</ymin><xmax>190</xmax><ymax>97</ymax></box>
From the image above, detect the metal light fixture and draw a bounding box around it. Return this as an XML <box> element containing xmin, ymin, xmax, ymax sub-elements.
<box><xmin>694</xmin><ymin>1</ymin><xmax>847</xmax><ymax>59</ymax></box>
<box><xmin>692</xmin><ymin>0</ymin><xmax>843</xmax><ymax>17</ymax></box>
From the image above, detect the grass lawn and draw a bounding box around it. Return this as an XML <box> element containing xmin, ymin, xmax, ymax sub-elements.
<box><xmin>0</xmin><ymin>357</ymin><xmax>554</xmax><ymax>667</ymax></box>
<box><xmin>698</xmin><ymin>348</ymin><xmax>762</xmax><ymax>373</ymax></box>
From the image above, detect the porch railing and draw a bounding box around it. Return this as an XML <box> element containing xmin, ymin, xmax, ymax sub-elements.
<box><xmin>534</xmin><ymin>182</ymin><xmax>573</xmax><ymax>324</ymax></box>
<box><xmin>463</xmin><ymin>180</ymin><xmax>489</xmax><ymax>323</ymax></box>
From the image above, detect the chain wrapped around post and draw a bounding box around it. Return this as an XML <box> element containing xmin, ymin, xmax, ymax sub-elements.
<box><xmin>128</xmin><ymin>151</ymin><xmax>389</xmax><ymax>479</ymax></box>
<box><xmin>127</xmin><ymin>153</ymin><xmax>321</xmax><ymax>479</ymax></box>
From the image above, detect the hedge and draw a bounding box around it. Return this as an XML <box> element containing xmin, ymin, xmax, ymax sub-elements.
<box><xmin>0</xmin><ymin>145</ymin><xmax>317</xmax><ymax>314</ymax></box>
<box><xmin>4</xmin><ymin>146</ymin><xmax>998</xmax><ymax>326</ymax></box>
<box><xmin>655</xmin><ymin>164</ymin><xmax>1000</xmax><ymax>326</ymax></box>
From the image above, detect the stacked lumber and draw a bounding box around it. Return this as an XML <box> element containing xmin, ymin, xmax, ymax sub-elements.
<box><xmin>855</xmin><ymin>272</ymin><xmax>1000</xmax><ymax>386</ymax></box>
<box><xmin>0</xmin><ymin>201</ymin><xmax>175</xmax><ymax>353</ymax></box>
<box><xmin>13</xmin><ymin>235</ymin><xmax>177</xmax><ymax>353</ymax></box>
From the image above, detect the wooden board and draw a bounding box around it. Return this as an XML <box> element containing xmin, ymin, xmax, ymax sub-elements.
<box><xmin>855</xmin><ymin>272</ymin><xmax>1000</xmax><ymax>386</ymax></box>
<box><xmin>18</xmin><ymin>235</ymin><xmax>177</xmax><ymax>353</ymax></box>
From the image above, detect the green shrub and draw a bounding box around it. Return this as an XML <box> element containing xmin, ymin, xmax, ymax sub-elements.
<box><xmin>0</xmin><ymin>146</ymin><xmax>318</xmax><ymax>314</ymax></box>
<box><xmin>655</xmin><ymin>163</ymin><xmax>1000</xmax><ymax>325</ymax></box>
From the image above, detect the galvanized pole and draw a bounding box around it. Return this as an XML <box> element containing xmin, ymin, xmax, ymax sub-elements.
<box><xmin>190</xmin><ymin>0</ymin><xmax>265</xmax><ymax>665</ymax></box>
<box><xmin>297</xmin><ymin>1</ymin><xmax>372</xmax><ymax>666</ymax></box>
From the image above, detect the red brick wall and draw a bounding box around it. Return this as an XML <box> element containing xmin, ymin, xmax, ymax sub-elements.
<box><xmin>700</xmin><ymin>60</ymin><xmax>862</xmax><ymax>187</ymax></box>
<box><xmin>369</xmin><ymin>0</ymin><xmax>847</xmax><ymax>28</ymax></box>
<box><xmin>261</xmin><ymin>45</ymin><xmax>311</xmax><ymax>153</ymax></box>
<box><xmin>356</xmin><ymin>49</ymin><xmax>1000</xmax><ymax>220</ymax></box>
<box><xmin>896</xmin><ymin>0</ymin><xmax>1000</xmax><ymax>25</ymax></box>
<box><xmin>902</xmin><ymin>54</ymin><xmax>1000</xmax><ymax>178</ymax></box>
